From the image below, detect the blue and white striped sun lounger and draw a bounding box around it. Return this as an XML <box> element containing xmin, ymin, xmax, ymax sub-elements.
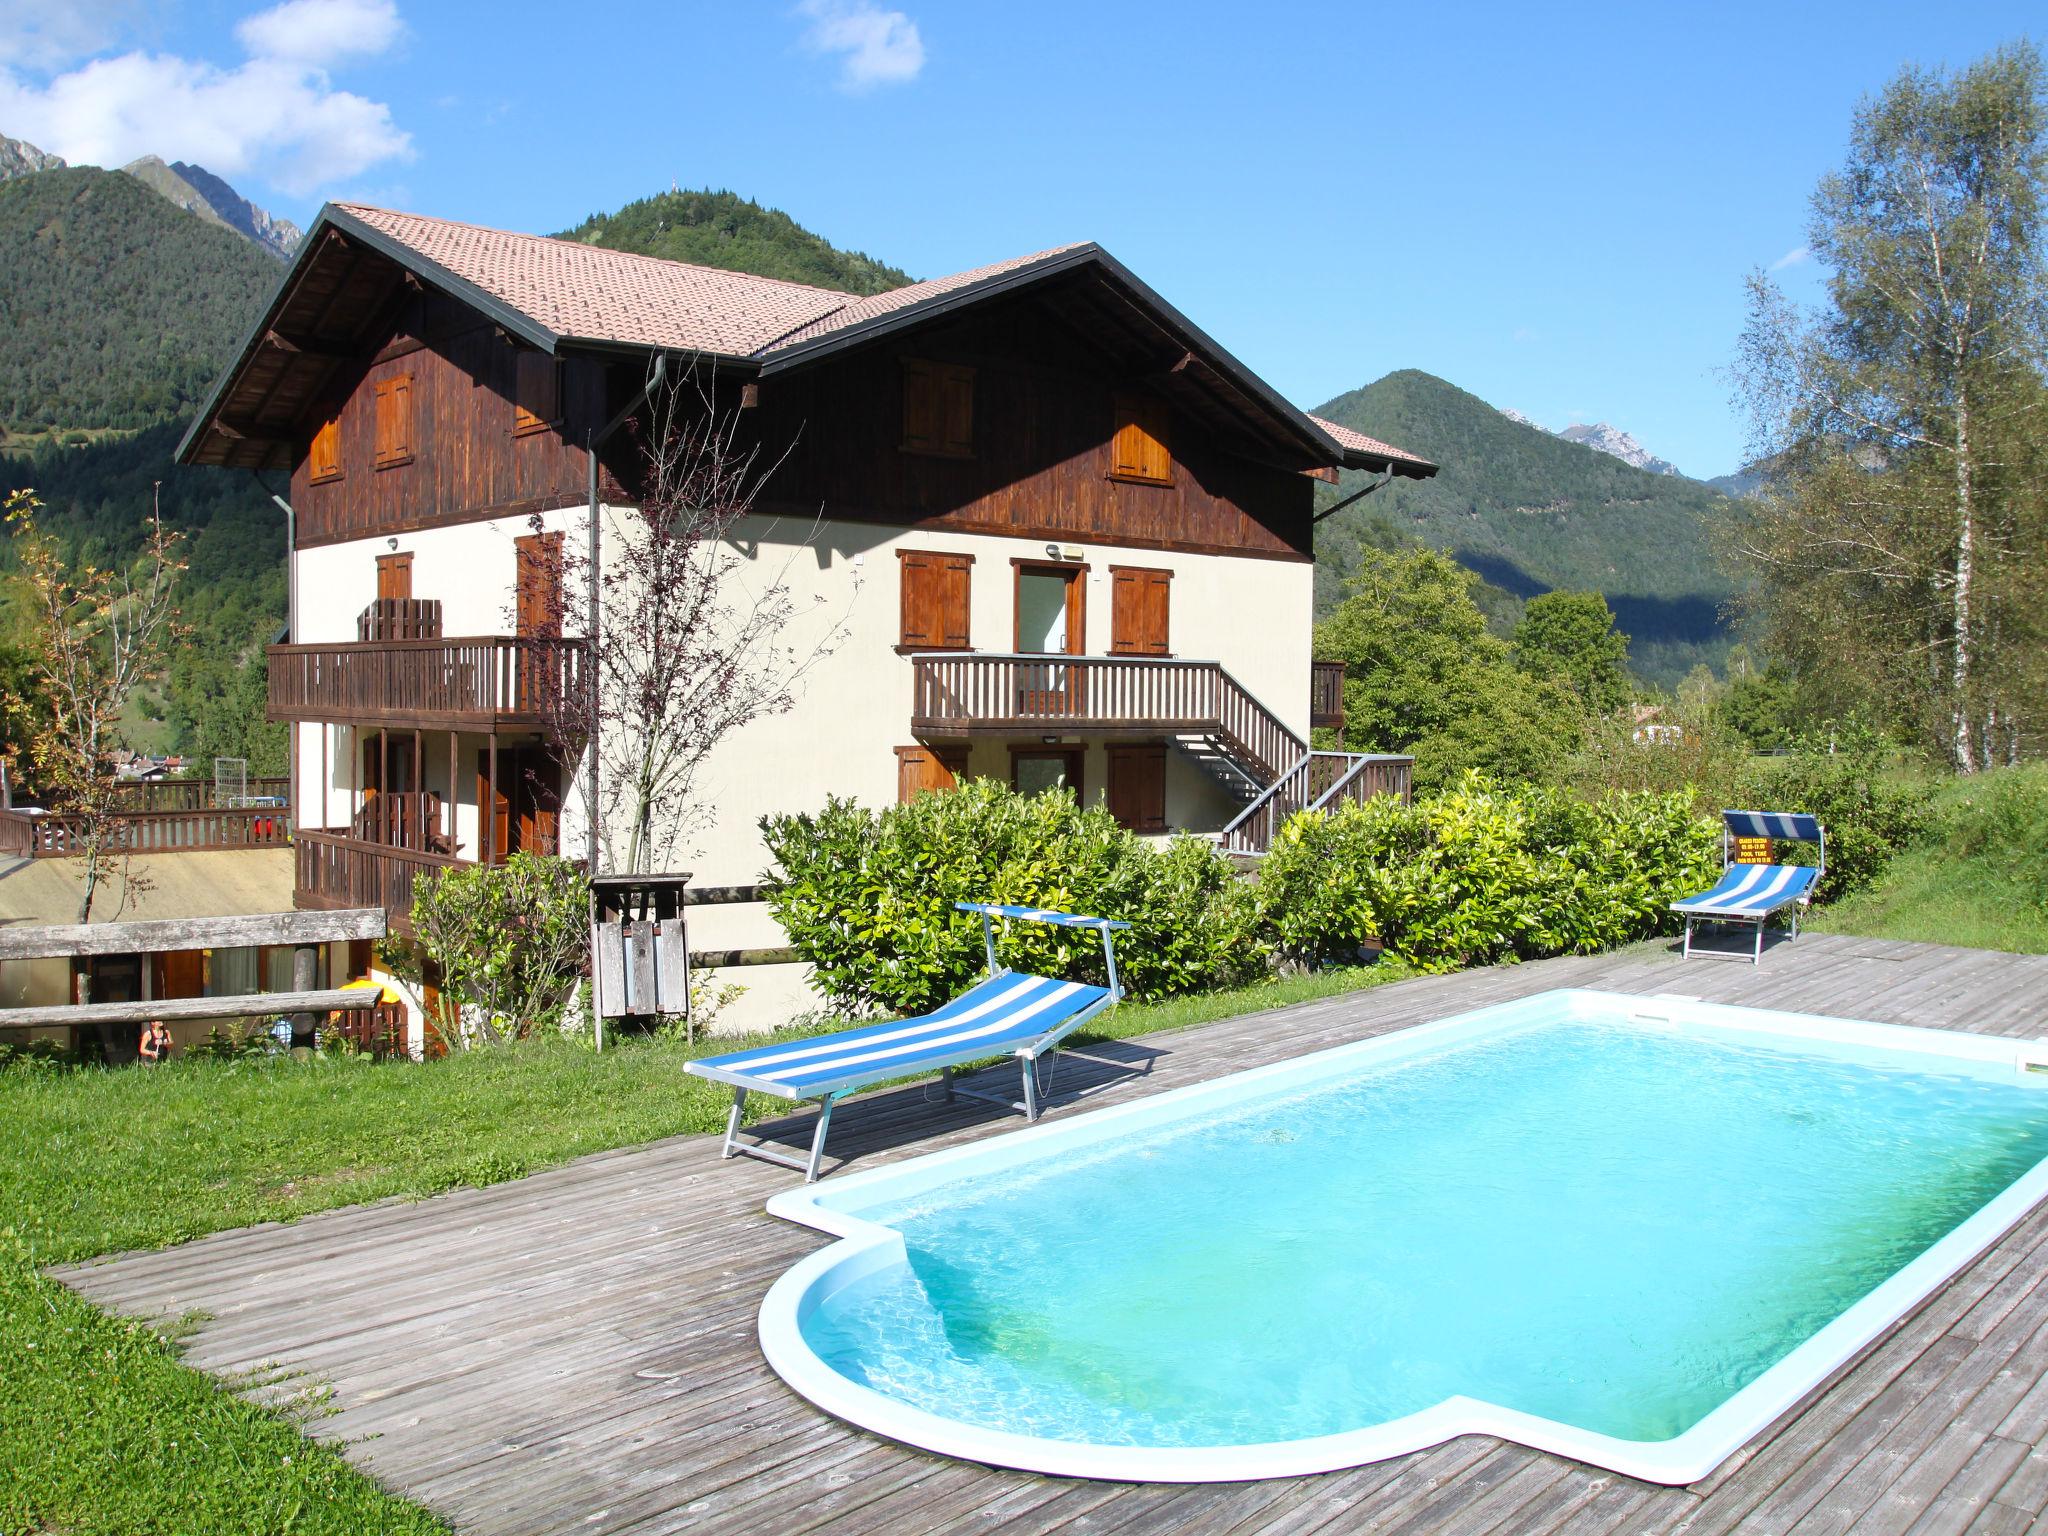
<box><xmin>686</xmin><ymin>902</ymin><xmax>1129</xmax><ymax>1180</ymax></box>
<box><xmin>1671</xmin><ymin>810</ymin><xmax>1826</xmax><ymax>963</ymax></box>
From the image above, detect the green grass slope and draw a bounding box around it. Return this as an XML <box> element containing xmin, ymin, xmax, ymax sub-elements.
<box><xmin>556</xmin><ymin>187</ymin><xmax>912</xmax><ymax>295</ymax></box>
<box><xmin>0</xmin><ymin>167</ymin><xmax>278</xmax><ymax>436</ymax></box>
<box><xmin>1812</xmin><ymin>764</ymin><xmax>2048</xmax><ymax>954</ymax></box>
<box><xmin>1313</xmin><ymin>370</ymin><xmax>1740</xmax><ymax>687</ymax></box>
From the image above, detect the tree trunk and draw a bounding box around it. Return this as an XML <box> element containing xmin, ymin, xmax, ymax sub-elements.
<box><xmin>1951</xmin><ymin>390</ymin><xmax>1977</xmax><ymax>774</ymax></box>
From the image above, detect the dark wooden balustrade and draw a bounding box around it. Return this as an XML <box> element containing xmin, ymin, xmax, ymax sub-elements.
<box><xmin>295</xmin><ymin>831</ymin><xmax>459</xmax><ymax>917</ymax></box>
<box><xmin>102</xmin><ymin>776</ymin><xmax>291</xmax><ymax>812</ymax></box>
<box><xmin>911</xmin><ymin>654</ymin><xmax>1304</xmax><ymax>784</ymax></box>
<box><xmin>267</xmin><ymin>635</ymin><xmax>589</xmax><ymax>731</ymax></box>
<box><xmin>358</xmin><ymin>597</ymin><xmax>443</xmax><ymax>641</ymax></box>
<box><xmin>1311</xmin><ymin>660</ymin><xmax>1347</xmax><ymax>733</ymax></box>
<box><xmin>0</xmin><ymin>804</ymin><xmax>293</xmax><ymax>859</ymax></box>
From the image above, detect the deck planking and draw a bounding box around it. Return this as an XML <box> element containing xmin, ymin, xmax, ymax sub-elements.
<box><xmin>51</xmin><ymin>934</ymin><xmax>2048</xmax><ymax>1535</ymax></box>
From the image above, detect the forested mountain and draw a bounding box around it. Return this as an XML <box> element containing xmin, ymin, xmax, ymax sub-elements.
<box><xmin>1313</xmin><ymin>370</ymin><xmax>1738</xmax><ymax>686</ymax></box>
<box><xmin>121</xmin><ymin>156</ymin><xmax>301</xmax><ymax>259</ymax></box>
<box><xmin>556</xmin><ymin>188</ymin><xmax>912</xmax><ymax>294</ymax></box>
<box><xmin>0</xmin><ymin>167</ymin><xmax>278</xmax><ymax>438</ymax></box>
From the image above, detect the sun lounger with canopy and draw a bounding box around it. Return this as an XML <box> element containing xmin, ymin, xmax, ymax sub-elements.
<box><xmin>1671</xmin><ymin>810</ymin><xmax>1825</xmax><ymax>963</ymax></box>
<box><xmin>685</xmin><ymin>902</ymin><xmax>1128</xmax><ymax>1180</ymax></box>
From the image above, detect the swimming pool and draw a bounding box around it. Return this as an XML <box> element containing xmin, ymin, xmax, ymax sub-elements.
<box><xmin>758</xmin><ymin>989</ymin><xmax>2048</xmax><ymax>1483</ymax></box>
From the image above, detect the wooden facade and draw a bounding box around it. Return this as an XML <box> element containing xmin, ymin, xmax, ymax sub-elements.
<box><xmin>289</xmin><ymin>293</ymin><xmax>611</xmax><ymax>548</ymax></box>
<box><xmin>748</xmin><ymin>299</ymin><xmax>1319</xmax><ymax>563</ymax></box>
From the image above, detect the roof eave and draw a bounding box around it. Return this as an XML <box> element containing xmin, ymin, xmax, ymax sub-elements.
<box><xmin>177</xmin><ymin>204</ymin><xmax>564</xmax><ymax>468</ymax></box>
<box><xmin>1343</xmin><ymin>448</ymin><xmax>1439</xmax><ymax>479</ymax></box>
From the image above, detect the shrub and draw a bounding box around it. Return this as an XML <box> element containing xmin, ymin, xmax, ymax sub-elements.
<box><xmin>1738</xmin><ymin>735</ymin><xmax>1932</xmax><ymax>901</ymax></box>
<box><xmin>391</xmin><ymin>852</ymin><xmax>591</xmax><ymax>1045</ymax></box>
<box><xmin>1256</xmin><ymin>774</ymin><xmax>1719</xmax><ymax>973</ymax></box>
<box><xmin>760</xmin><ymin>779</ymin><xmax>1264</xmax><ymax>1015</ymax></box>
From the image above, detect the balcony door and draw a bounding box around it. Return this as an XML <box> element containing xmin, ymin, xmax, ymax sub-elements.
<box><xmin>515</xmin><ymin>532</ymin><xmax>565</xmax><ymax>714</ymax></box>
<box><xmin>1014</xmin><ymin>563</ymin><xmax>1085</xmax><ymax>717</ymax></box>
<box><xmin>478</xmin><ymin>746</ymin><xmax>562</xmax><ymax>861</ymax></box>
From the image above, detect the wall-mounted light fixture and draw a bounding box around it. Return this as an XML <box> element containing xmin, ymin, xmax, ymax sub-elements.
<box><xmin>386</xmin><ymin>536</ymin><xmax>399</xmax><ymax>551</ymax></box>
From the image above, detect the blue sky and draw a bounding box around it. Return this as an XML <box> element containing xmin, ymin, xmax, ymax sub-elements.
<box><xmin>1</xmin><ymin>1</ymin><xmax>2036</xmax><ymax>477</ymax></box>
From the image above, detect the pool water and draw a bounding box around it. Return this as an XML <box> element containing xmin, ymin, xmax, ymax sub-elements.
<box><xmin>793</xmin><ymin>1005</ymin><xmax>2048</xmax><ymax>1458</ymax></box>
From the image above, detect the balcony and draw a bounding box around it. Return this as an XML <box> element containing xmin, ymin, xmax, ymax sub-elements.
<box><xmin>911</xmin><ymin>653</ymin><xmax>1304</xmax><ymax>784</ymax></box>
<box><xmin>294</xmin><ymin>831</ymin><xmax>460</xmax><ymax>917</ymax></box>
<box><xmin>267</xmin><ymin>634</ymin><xmax>589</xmax><ymax>732</ymax></box>
<box><xmin>0</xmin><ymin>802</ymin><xmax>293</xmax><ymax>859</ymax></box>
<box><xmin>1311</xmin><ymin>660</ymin><xmax>1346</xmax><ymax>733</ymax></box>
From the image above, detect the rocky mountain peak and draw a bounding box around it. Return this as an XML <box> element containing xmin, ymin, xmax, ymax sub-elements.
<box><xmin>120</xmin><ymin>155</ymin><xmax>301</xmax><ymax>259</ymax></box>
<box><xmin>1555</xmin><ymin>421</ymin><xmax>1682</xmax><ymax>477</ymax></box>
<box><xmin>0</xmin><ymin>132</ymin><xmax>66</xmax><ymax>182</ymax></box>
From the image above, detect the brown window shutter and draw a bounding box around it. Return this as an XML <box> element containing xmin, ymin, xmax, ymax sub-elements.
<box><xmin>938</xmin><ymin>363</ymin><xmax>974</xmax><ymax>456</ymax></box>
<box><xmin>898</xmin><ymin>549</ymin><xmax>972</xmax><ymax>649</ymax></box>
<box><xmin>376</xmin><ymin>552</ymin><xmax>413</xmax><ymax>601</ymax></box>
<box><xmin>374</xmin><ymin>373</ymin><xmax>415</xmax><ymax>468</ymax></box>
<box><xmin>895</xmin><ymin>744</ymin><xmax>968</xmax><ymax>803</ymax></box>
<box><xmin>902</xmin><ymin>359</ymin><xmax>939</xmax><ymax>453</ymax></box>
<box><xmin>513</xmin><ymin>351</ymin><xmax>558</xmax><ymax>436</ymax></box>
<box><xmin>903</xmin><ymin>359</ymin><xmax>975</xmax><ymax>457</ymax></box>
<box><xmin>310</xmin><ymin>415</ymin><xmax>342</xmax><ymax>483</ymax></box>
<box><xmin>1107</xmin><ymin>744</ymin><xmax>1168</xmax><ymax>833</ymax></box>
<box><xmin>1110</xmin><ymin>566</ymin><xmax>1171</xmax><ymax>656</ymax></box>
<box><xmin>1110</xmin><ymin>394</ymin><xmax>1171</xmax><ymax>485</ymax></box>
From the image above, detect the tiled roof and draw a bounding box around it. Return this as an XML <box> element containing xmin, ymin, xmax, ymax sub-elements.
<box><xmin>336</xmin><ymin>204</ymin><xmax>851</xmax><ymax>356</ymax></box>
<box><xmin>1306</xmin><ymin>413</ymin><xmax>1437</xmax><ymax>471</ymax></box>
<box><xmin>327</xmin><ymin>205</ymin><xmax>1435</xmax><ymax>473</ymax></box>
<box><xmin>336</xmin><ymin>204</ymin><xmax>1083</xmax><ymax>363</ymax></box>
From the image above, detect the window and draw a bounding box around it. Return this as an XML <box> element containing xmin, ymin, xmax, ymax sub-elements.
<box><xmin>1106</xmin><ymin>743</ymin><xmax>1167</xmax><ymax>833</ymax></box>
<box><xmin>515</xmin><ymin>532</ymin><xmax>564</xmax><ymax>638</ymax></box>
<box><xmin>375</xmin><ymin>552</ymin><xmax>412</xmax><ymax>601</ymax></box>
<box><xmin>901</xmin><ymin>358</ymin><xmax>975</xmax><ymax>457</ymax></box>
<box><xmin>1011</xmin><ymin>746</ymin><xmax>1083</xmax><ymax>800</ymax></box>
<box><xmin>895</xmin><ymin>744</ymin><xmax>968</xmax><ymax>803</ymax></box>
<box><xmin>513</xmin><ymin>350</ymin><xmax>559</xmax><ymax>437</ymax></box>
<box><xmin>1109</xmin><ymin>566</ymin><xmax>1171</xmax><ymax>656</ymax></box>
<box><xmin>1110</xmin><ymin>393</ymin><xmax>1171</xmax><ymax>485</ymax></box>
<box><xmin>309</xmin><ymin>415</ymin><xmax>342</xmax><ymax>484</ymax></box>
<box><xmin>373</xmin><ymin>372</ymin><xmax>414</xmax><ymax>469</ymax></box>
<box><xmin>898</xmin><ymin>549</ymin><xmax>973</xmax><ymax>651</ymax></box>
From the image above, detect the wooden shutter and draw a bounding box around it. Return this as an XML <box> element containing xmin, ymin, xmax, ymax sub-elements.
<box><xmin>1107</xmin><ymin>744</ymin><xmax>1167</xmax><ymax>833</ymax></box>
<box><xmin>376</xmin><ymin>552</ymin><xmax>413</xmax><ymax>601</ymax></box>
<box><xmin>1110</xmin><ymin>394</ymin><xmax>1171</xmax><ymax>485</ymax></box>
<box><xmin>898</xmin><ymin>550</ymin><xmax>972</xmax><ymax>649</ymax></box>
<box><xmin>1110</xmin><ymin>566</ymin><xmax>1171</xmax><ymax>656</ymax></box>
<box><xmin>373</xmin><ymin>373</ymin><xmax>414</xmax><ymax>468</ymax></box>
<box><xmin>476</xmin><ymin>751</ymin><xmax>510</xmax><ymax>864</ymax></box>
<box><xmin>513</xmin><ymin>351</ymin><xmax>559</xmax><ymax>437</ymax></box>
<box><xmin>902</xmin><ymin>359</ymin><xmax>974</xmax><ymax>457</ymax></box>
<box><xmin>895</xmin><ymin>745</ymin><xmax>967</xmax><ymax>803</ymax></box>
<box><xmin>309</xmin><ymin>415</ymin><xmax>342</xmax><ymax>483</ymax></box>
<box><xmin>515</xmin><ymin>532</ymin><xmax>564</xmax><ymax>637</ymax></box>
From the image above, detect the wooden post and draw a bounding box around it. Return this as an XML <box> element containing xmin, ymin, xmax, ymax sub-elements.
<box><xmin>320</xmin><ymin>722</ymin><xmax>329</xmax><ymax>830</ymax></box>
<box><xmin>487</xmin><ymin>730</ymin><xmax>498</xmax><ymax>864</ymax></box>
<box><xmin>292</xmin><ymin>942</ymin><xmax>317</xmax><ymax>1043</ymax></box>
<box><xmin>447</xmin><ymin>729</ymin><xmax>457</xmax><ymax>851</ymax></box>
<box><xmin>412</xmin><ymin>728</ymin><xmax>422</xmax><ymax>840</ymax></box>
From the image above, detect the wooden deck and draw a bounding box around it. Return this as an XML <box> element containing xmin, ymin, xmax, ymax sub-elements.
<box><xmin>54</xmin><ymin>935</ymin><xmax>2048</xmax><ymax>1535</ymax></box>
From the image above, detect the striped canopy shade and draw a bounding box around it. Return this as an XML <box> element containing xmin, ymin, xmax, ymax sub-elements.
<box><xmin>1723</xmin><ymin>810</ymin><xmax>1823</xmax><ymax>845</ymax></box>
<box><xmin>955</xmin><ymin>902</ymin><xmax>1132</xmax><ymax>932</ymax></box>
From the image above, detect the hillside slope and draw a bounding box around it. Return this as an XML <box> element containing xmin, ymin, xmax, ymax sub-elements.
<box><xmin>1314</xmin><ymin>370</ymin><xmax>1737</xmax><ymax>686</ymax></box>
<box><xmin>556</xmin><ymin>188</ymin><xmax>911</xmax><ymax>294</ymax></box>
<box><xmin>0</xmin><ymin>167</ymin><xmax>278</xmax><ymax>436</ymax></box>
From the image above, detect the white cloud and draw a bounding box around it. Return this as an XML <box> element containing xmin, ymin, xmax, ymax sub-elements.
<box><xmin>0</xmin><ymin>0</ymin><xmax>410</xmax><ymax>196</ymax></box>
<box><xmin>236</xmin><ymin>0</ymin><xmax>403</xmax><ymax>68</ymax></box>
<box><xmin>1769</xmin><ymin>244</ymin><xmax>1811</xmax><ymax>271</ymax></box>
<box><xmin>0</xmin><ymin>2</ymin><xmax>140</xmax><ymax>72</ymax></box>
<box><xmin>796</xmin><ymin>0</ymin><xmax>925</xmax><ymax>92</ymax></box>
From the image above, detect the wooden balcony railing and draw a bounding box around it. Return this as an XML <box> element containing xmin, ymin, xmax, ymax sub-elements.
<box><xmin>103</xmin><ymin>776</ymin><xmax>292</xmax><ymax>812</ymax></box>
<box><xmin>295</xmin><ymin>831</ymin><xmax>460</xmax><ymax>918</ymax></box>
<box><xmin>267</xmin><ymin>635</ymin><xmax>589</xmax><ymax>731</ymax></box>
<box><xmin>0</xmin><ymin>804</ymin><xmax>293</xmax><ymax>859</ymax></box>
<box><xmin>911</xmin><ymin>654</ymin><xmax>1305</xmax><ymax>784</ymax></box>
<box><xmin>1219</xmin><ymin>751</ymin><xmax>1413</xmax><ymax>855</ymax></box>
<box><xmin>1311</xmin><ymin>660</ymin><xmax>1347</xmax><ymax>733</ymax></box>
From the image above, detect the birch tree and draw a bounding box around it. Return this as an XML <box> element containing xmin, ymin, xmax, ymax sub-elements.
<box><xmin>533</xmin><ymin>366</ymin><xmax>853</xmax><ymax>874</ymax></box>
<box><xmin>1730</xmin><ymin>42</ymin><xmax>2048</xmax><ymax>769</ymax></box>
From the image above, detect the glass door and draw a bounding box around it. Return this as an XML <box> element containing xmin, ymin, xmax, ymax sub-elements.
<box><xmin>1015</xmin><ymin>566</ymin><xmax>1083</xmax><ymax>716</ymax></box>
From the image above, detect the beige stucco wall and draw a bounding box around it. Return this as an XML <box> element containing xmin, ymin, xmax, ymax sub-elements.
<box><xmin>294</xmin><ymin>507</ymin><xmax>1313</xmax><ymax>1031</ymax></box>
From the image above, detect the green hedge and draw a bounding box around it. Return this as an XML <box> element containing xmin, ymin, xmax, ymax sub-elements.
<box><xmin>760</xmin><ymin>779</ymin><xmax>1264</xmax><ymax>1015</ymax></box>
<box><xmin>1254</xmin><ymin>775</ymin><xmax>1720</xmax><ymax>972</ymax></box>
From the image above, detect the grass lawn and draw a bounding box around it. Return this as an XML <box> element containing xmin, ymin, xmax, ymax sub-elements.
<box><xmin>1811</xmin><ymin>763</ymin><xmax>2048</xmax><ymax>955</ymax></box>
<box><xmin>1</xmin><ymin>961</ymin><xmax>1397</xmax><ymax>1535</ymax></box>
